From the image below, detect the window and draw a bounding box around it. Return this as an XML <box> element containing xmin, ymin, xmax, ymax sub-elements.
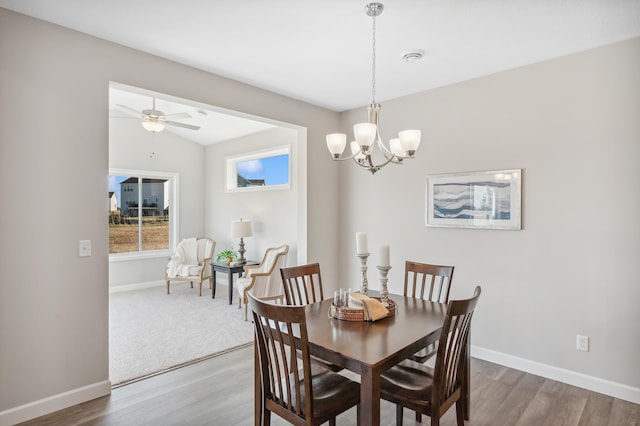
<box><xmin>226</xmin><ymin>145</ymin><xmax>290</xmax><ymax>192</ymax></box>
<box><xmin>108</xmin><ymin>169</ymin><xmax>178</xmax><ymax>258</ymax></box>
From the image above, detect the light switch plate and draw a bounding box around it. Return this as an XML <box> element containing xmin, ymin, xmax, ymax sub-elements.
<box><xmin>79</xmin><ymin>240</ymin><xmax>91</xmax><ymax>257</ymax></box>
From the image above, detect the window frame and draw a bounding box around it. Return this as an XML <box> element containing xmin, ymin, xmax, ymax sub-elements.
<box><xmin>109</xmin><ymin>168</ymin><xmax>179</xmax><ymax>261</ymax></box>
<box><xmin>225</xmin><ymin>145</ymin><xmax>291</xmax><ymax>192</ymax></box>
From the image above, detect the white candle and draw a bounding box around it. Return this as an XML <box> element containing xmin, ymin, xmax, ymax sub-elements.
<box><xmin>379</xmin><ymin>244</ymin><xmax>390</xmax><ymax>267</ymax></box>
<box><xmin>356</xmin><ymin>232</ymin><xmax>368</xmax><ymax>254</ymax></box>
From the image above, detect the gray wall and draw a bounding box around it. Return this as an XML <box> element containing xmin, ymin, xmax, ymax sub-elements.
<box><xmin>0</xmin><ymin>8</ymin><xmax>339</xmax><ymax>423</ymax></box>
<box><xmin>337</xmin><ymin>37</ymin><xmax>640</xmax><ymax>396</ymax></box>
<box><xmin>205</xmin><ymin>126</ymin><xmax>303</xmax><ymax>267</ymax></box>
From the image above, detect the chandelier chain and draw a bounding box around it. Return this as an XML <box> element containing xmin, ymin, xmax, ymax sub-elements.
<box><xmin>371</xmin><ymin>14</ymin><xmax>377</xmax><ymax>104</ymax></box>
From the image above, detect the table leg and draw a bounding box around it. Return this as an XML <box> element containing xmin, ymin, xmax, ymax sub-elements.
<box><xmin>360</xmin><ymin>368</ymin><xmax>381</xmax><ymax>426</ymax></box>
<box><xmin>211</xmin><ymin>266</ymin><xmax>217</xmax><ymax>299</ymax></box>
<box><xmin>228</xmin><ymin>272</ymin><xmax>234</xmax><ymax>305</ymax></box>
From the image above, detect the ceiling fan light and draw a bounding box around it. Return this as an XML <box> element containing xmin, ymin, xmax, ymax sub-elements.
<box><xmin>142</xmin><ymin>120</ymin><xmax>165</xmax><ymax>133</ymax></box>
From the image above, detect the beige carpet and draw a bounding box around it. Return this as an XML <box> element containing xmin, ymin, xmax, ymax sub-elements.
<box><xmin>109</xmin><ymin>283</ymin><xmax>254</xmax><ymax>386</ymax></box>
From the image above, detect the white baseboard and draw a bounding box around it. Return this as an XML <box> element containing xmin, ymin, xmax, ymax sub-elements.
<box><xmin>471</xmin><ymin>345</ymin><xmax>640</xmax><ymax>405</ymax></box>
<box><xmin>109</xmin><ymin>280</ymin><xmax>165</xmax><ymax>293</ymax></box>
<box><xmin>0</xmin><ymin>380</ymin><xmax>111</xmax><ymax>426</ymax></box>
<box><xmin>109</xmin><ymin>278</ymin><xmax>230</xmax><ymax>294</ymax></box>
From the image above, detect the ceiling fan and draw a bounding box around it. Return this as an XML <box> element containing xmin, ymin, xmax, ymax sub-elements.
<box><xmin>116</xmin><ymin>97</ymin><xmax>201</xmax><ymax>133</ymax></box>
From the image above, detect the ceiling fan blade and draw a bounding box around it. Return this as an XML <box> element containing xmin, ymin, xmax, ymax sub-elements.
<box><xmin>116</xmin><ymin>104</ymin><xmax>143</xmax><ymax>117</ymax></box>
<box><xmin>165</xmin><ymin>121</ymin><xmax>200</xmax><ymax>131</ymax></box>
<box><xmin>109</xmin><ymin>108</ymin><xmax>138</xmax><ymax>118</ymax></box>
<box><xmin>164</xmin><ymin>112</ymin><xmax>191</xmax><ymax>120</ymax></box>
<box><xmin>111</xmin><ymin>114</ymin><xmax>138</xmax><ymax>119</ymax></box>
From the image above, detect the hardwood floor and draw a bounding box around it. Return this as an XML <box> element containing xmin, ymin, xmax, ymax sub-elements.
<box><xmin>18</xmin><ymin>345</ymin><xmax>640</xmax><ymax>425</ymax></box>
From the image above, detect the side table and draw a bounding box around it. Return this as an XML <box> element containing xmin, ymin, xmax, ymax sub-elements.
<box><xmin>210</xmin><ymin>261</ymin><xmax>259</xmax><ymax>305</ymax></box>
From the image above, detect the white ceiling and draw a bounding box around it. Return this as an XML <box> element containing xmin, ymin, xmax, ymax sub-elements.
<box><xmin>109</xmin><ymin>83</ymin><xmax>277</xmax><ymax>146</ymax></box>
<box><xmin>3</xmin><ymin>0</ymin><xmax>640</xmax><ymax>142</ymax></box>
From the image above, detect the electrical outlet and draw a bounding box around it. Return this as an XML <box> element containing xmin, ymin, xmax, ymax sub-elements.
<box><xmin>576</xmin><ymin>334</ymin><xmax>589</xmax><ymax>352</ymax></box>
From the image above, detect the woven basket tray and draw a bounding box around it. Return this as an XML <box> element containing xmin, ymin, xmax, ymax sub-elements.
<box><xmin>329</xmin><ymin>298</ymin><xmax>397</xmax><ymax>322</ymax></box>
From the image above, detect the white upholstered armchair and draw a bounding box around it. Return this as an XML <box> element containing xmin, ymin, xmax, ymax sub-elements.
<box><xmin>166</xmin><ymin>237</ymin><xmax>216</xmax><ymax>296</ymax></box>
<box><xmin>237</xmin><ymin>245</ymin><xmax>289</xmax><ymax>321</ymax></box>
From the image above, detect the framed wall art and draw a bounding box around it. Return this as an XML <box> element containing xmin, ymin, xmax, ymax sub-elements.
<box><xmin>425</xmin><ymin>169</ymin><xmax>522</xmax><ymax>230</ymax></box>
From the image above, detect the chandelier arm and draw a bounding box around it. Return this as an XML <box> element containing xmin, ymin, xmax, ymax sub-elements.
<box><xmin>375</xmin><ymin>134</ymin><xmax>416</xmax><ymax>162</ymax></box>
<box><xmin>375</xmin><ymin>135</ymin><xmax>395</xmax><ymax>156</ymax></box>
<box><xmin>374</xmin><ymin>134</ymin><xmax>405</xmax><ymax>164</ymax></box>
<box><xmin>381</xmin><ymin>151</ymin><xmax>404</xmax><ymax>164</ymax></box>
<box><xmin>332</xmin><ymin>153</ymin><xmax>361</xmax><ymax>162</ymax></box>
<box><xmin>365</xmin><ymin>151</ymin><xmax>398</xmax><ymax>170</ymax></box>
<box><xmin>354</xmin><ymin>157</ymin><xmax>373</xmax><ymax>169</ymax></box>
<box><xmin>379</xmin><ymin>146</ymin><xmax>409</xmax><ymax>163</ymax></box>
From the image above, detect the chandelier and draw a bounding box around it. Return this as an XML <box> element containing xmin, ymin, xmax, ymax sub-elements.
<box><xmin>326</xmin><ymin>2</ymin><xmax>421</xmax><ymax>174</ymax></box>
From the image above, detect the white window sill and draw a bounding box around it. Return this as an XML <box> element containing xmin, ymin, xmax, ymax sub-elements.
<box><xmin>109</xmin><ymin>250</ymin><xmax>172</xmax><ymax>262</ymax></box>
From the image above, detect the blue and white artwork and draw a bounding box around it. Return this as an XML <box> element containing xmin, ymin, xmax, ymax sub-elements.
<box><xmin>426</xmin><ymin>169</ymin><xmax>521</xmax><ymax>230</ymax></box>
<box><xmin>433</xmin><ymin>181</ymin><xmax>511</xmax><ymax>220</ymax></box>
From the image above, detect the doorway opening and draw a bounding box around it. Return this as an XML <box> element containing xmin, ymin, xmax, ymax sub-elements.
<box><xmin>108</xmin><ymin>82</ymin><xmax>307</xmax><ymax>386</ymax></box>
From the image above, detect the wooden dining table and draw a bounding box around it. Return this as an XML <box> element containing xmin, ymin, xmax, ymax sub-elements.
<box><xmin>253</xmin><ymin>293</ymin><xmax>471</xmax><ymax>426</ymax></box>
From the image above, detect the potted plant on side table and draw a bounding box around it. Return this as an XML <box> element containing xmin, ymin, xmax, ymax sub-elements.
<box><xmin>216</xmin><ymin>249</ymin><xmax>238</xmax><ymax>265</ymax></box>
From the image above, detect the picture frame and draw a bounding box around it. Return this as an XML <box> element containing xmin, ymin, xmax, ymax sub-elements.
<box><xmin>425</xmin><ymin>169</ymin><xmax>522</xmax><ymax>230</ymax></box>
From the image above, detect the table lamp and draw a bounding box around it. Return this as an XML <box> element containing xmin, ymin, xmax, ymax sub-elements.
<box><xmin>231</xmin><ymin>218</ymin><xmax>252</xmax><ymax>264</ymax></box>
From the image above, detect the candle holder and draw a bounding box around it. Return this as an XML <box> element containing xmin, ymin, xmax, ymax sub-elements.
<box><xmin>357</xmin><ymin>253</ymin><xmax>370</xmax><ymax>296</ymax></box>
<box><xmin>377</xmin><ymin>265</ymin><xmax>391</xmax><ymax>306</ymax></box>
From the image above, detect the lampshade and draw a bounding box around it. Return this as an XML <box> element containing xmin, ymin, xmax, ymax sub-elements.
<box><xmin>350</xmin><ymin>141</ymin><xmax>365</xmax><ymax>161</ymax></box>
<box><xmin>398</xmin><ymin>129</ymin><xmax>421</xmax><ymax>154</ymax></box>
<box><xmin>389</xmin><ymin>138</ymin><xmax>405</xmax><ymax>157</ymax></box>
<box><xmin>326</xmin><ymin>133</ymin><xmax>347</xmax><ymax>158</ymax></box>
<box><xmin>353</xmin><ymin>123</ymin><xmax>377</xmax><ymax>151</ymax></box>
<box><xmin>142</xmin><ymin>119</ymin><xmax>165</xmax><ymax>133</ymax></box>
<box><xmin>231</xmin><ymin>219</ymin><xmax>252</xmax><ymax>238</ymax></box>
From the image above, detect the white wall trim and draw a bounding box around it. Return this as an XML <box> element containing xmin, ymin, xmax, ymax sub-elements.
<box><xmin>0</xmin><ymin>380</ymin><xmax>111</xmax><ymax>426</ymax></box>
<box><xmin>472</xmin><ymin>345</ymin><xmax>640</xmax><ymax>405</ymax></box>
<box><xmin>109</xmin><ymin>280</ymin><xmax>165</xmax><ymax>293</ymax></box>
<box><xmin>108</xmin><ymin>277</ymin><xmax>231</xmax><ymax>294</ymax></box>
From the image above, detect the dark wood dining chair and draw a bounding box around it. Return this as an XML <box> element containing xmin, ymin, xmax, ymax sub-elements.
<box><xmin>380</xmin><ymin>286</ymin><xmax>481</xmax><ymax>426</ymax></box>
<box><xmin>405</xmin><ymin>261</ymin><xmax>455</xmax><ymax>364</ymax></box>
<box><xmin>404</xmin><ymin>261</ymin><xmax>454</xmax><ymax>304</ymax></box>
<box><xmin>248</xmin><ymin>292</ymin><xmax>360</xmax><ymax>426</ymax></box>
<box><xmin>281</xmin><ymin>263</ymin><xmax>324</xmax><ymax>306</ymax></box>
<box><xmin>280</xmin><ymin>263</ymin><xmax>342</xmax><ymax>372</ymax></box>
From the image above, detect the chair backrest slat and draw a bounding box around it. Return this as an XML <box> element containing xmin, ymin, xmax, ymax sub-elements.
<box><xmin>404</xmin><ymin>261</ymin><xmax>455</xmax><ymax>304</ymax></box>
<box><xmin>281</xmin><ymin>263</ymin><xmax>325</xmax><ymax>306</ymax></box>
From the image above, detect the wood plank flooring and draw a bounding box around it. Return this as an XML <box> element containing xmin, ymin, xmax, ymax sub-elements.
<box><xmin>18</xmin><ymin>345</ymin><xmax>640</xmax><ymax>425</ymax></box>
